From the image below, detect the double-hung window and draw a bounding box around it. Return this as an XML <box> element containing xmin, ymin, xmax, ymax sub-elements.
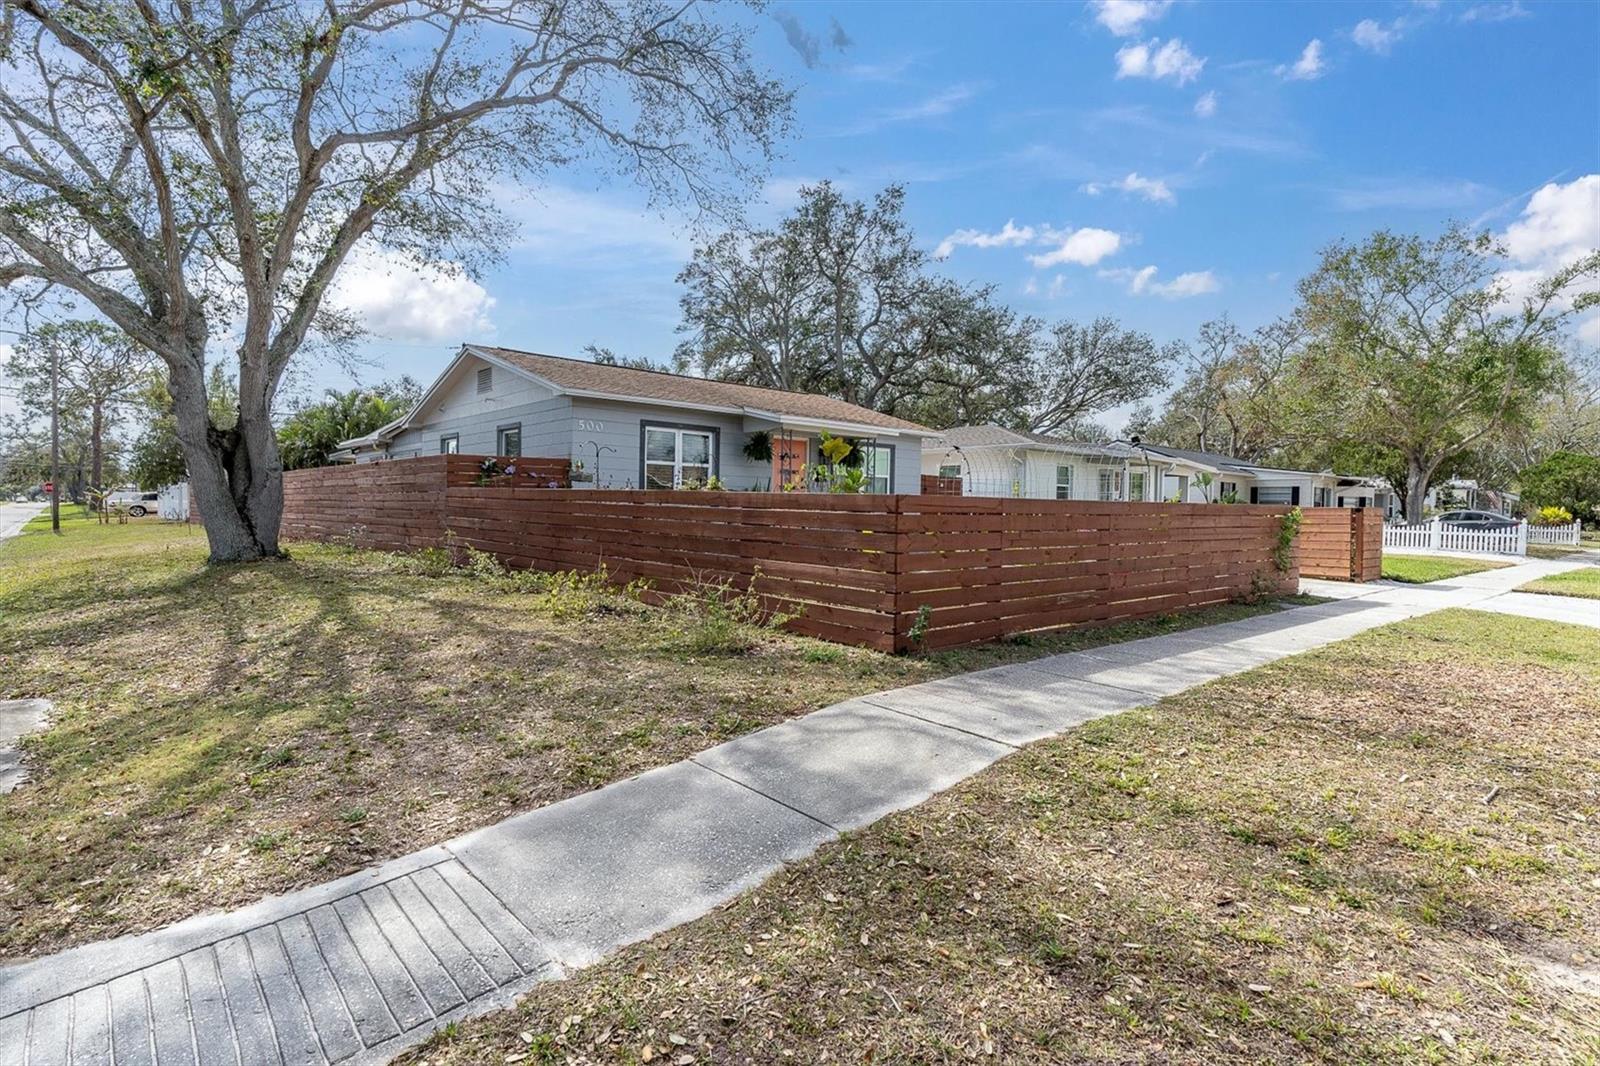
<box><xmin>1098</xmin><ymin>468</ymin><xmax>1121</xmax><ymax>501</ymax></box>
<box><xmin>643</xmin><ymin>425</ymin><xmax>714</xmax><ymax>489</ymax></box>
<box><xmin>862</xmin><ymin>445</ymin><xmax>893</xmax><ymax>494</ymax></box>
<box><xmin>496</xmin><ymin>424</ymin><xmax>521</xmax><ymax>457</ymax></box>
<box><xmin>440</xmin><ymin>434</ymin><xmax>459</xmax><ymax>455</ymax></box>
<box><xmin>1128</xmin><ymin>471</ymin><xmax>1146</xmax><ymax>501</ymax></box>
<box><xmin>1055</xmin><ymin>465</ymin><xmax>1073</xmax><ymax>500</ymax></box>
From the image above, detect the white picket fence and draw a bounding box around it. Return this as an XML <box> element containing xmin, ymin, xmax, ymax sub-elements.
<box><xmin>1383</xmin><ymin>518</ymin><xmax>1529</xmax><ymax>557</ymax></box>
<box><xmin>1527</xmin><ymin>520</ymin><xmax>1583</xmax><ymax>546</ymax></box>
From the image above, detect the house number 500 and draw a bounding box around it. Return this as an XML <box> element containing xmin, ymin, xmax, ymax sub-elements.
<box><xmin>578</xmin><ymin>420</ymin><xmax>605</xmax><ymax>432</ymax></box>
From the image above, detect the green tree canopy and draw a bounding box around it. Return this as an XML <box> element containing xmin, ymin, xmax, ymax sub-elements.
<box><xmin>277</xmin><ymin>379</ymin><xmax>421</xmax><ymax>470</ymax></box>
<box><xmin>1294</xmin><ymin>226</ymin><xmax>1595</xmax><ymax>521</ymax></box>
<box><xmin>1517</xmin><ymin>451</ymin><xmax>1600</xmax><ymax>526</ymax></box>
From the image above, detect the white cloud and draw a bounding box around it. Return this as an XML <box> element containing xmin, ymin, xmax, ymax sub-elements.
<box><xmin>331</xmin><ymin>247</ymin><xmax>494</xmax><ymax>342</ymax></box>
<box><xmin>1085</xmin><ymin>171</ymin><xmax>1175</xmax><ymax>204</ymax></box>
<box><xmin>1029</xmin><ymin>227</ymin><xmax>1124</xmax><ymax>268</ymax></box>
<box><xmin>1101</xmin><ymin>264</ymin><xmax>1220</xmax><ymax>298</ymax></box>
<box><xmin>1503</xmin><ymin>175</ymin><xmax>1600</xmax><ymax>266</ymax></box>
<box><xmin>1496</xmin><ymin>175</ymin><xmax>1600</xmax><ymax>326</ymax></box>
<box><xmin>1460</xmin><ymin>1</ymin><xmax>1531</xmax><ymax>23</ymax></box>
<box><xmin>1092</xmin><ymin>0</ymin><xmax>1172</xmax><ymax>37</ymax></box>
<box><xmin>934</xmin><ymin>219</ymin><xmax>1037</xmax><ymax>259</ymax></box>
<box><xmin>1352</xmin><ymin>18</ymin><xmax>1399</xmax><ymax>53</ymax></box>
<box><xmin>1194</xmin><ymin>90</ymin><xmax>1218</xmax><ymax>118</ymax></box>
<box><xmin>1115</xmin><ymin>38</ymin><xmax>1206</xmax><ymax>86</ymax></box>
<box><xmin>1278</xmin><ymin>39</ymin><xmax>1326</xmax><ymax>81</ymax></box>
<box><xmin>1155</xmin><ymin>270</ymin><xmax>1222</xmax><ymax>298</ymax></box>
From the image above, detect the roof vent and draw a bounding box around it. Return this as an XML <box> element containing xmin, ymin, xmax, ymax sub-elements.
<box><xmin>476</xmin><ymin>366</ymin><xmax>492</xmax><ymax>394</ymax></box>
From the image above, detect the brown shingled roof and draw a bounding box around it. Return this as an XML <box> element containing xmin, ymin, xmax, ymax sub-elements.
<box><xmin>470</xmin><ymin>345</ymin><xmax>932</xmax><ymax>434</ymax></box>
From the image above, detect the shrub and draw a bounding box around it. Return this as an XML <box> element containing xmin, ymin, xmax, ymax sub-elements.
<box><xmin>1531</xmin><ymin>504</ymin><xmax>1574</xmax><ymax>526</ymax></box>
<box><xmin>658</xmin><ymin>570</ymin><xmax>798</xmax><ymax>655</ymax></box>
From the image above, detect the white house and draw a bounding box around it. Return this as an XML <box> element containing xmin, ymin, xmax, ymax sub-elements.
<box><xmin>920</xmin><ymin>425</ymin><xmax>1167</xmax><ymax>501</ymax></box>
<box><xmin>922</xmin><ymin>426</ymin><xmax>1391</xmax><ymax>509</ymax></box>
<box><xmin>1131</xmin><ymin>444</ymin><xmax>1391</xmax><ymax>509</ymax></box>
<box><xmin>335</xmin><ymin>344</ymin><xmax>936</xmax><ymax>493</ymax></box>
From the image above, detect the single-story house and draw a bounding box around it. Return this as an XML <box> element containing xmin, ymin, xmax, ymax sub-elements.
<box><xmin>1128</xmin><ymin>443</ymin><xmax>1392</xmax><ymax>509</ymax></box>
<box><xmin>334</xmin><ymin>344</ymin><xmax>935</xmax><ymax>492</ymax></box>
<box><xmin>920</xmin><ymin>425</ymin><xmax>1157</xmax><ymax>501</ymax></box>
<box><xmin>921</xmin><ymin>426</ymin><xmax>1391</xmax><ymax>508</ymax></box>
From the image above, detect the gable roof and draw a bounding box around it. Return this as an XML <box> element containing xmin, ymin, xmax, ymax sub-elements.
<box><xmin>1133</xmin><ymin>444</ymin><xmax>1261</xmax><ymax>474</ymax></box>
<box><xmin>466</xmin><ymin>345</ymin><xmax>934</xmax><ymax>435</ymax></box>
<box><xmin>934</xmin><ymin>424</ymin><xmax>1131</xmax><ymax>458</ymax></box>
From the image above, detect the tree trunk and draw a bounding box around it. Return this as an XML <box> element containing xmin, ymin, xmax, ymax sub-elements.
<box><xmin>1403</xmin><ymin>454</ymin><xmax>1433</xmax><ymax>524</ymax></box>
<box><xmin>169</xmin><ymin>351</ymin><xmax>285</xmax><ymax>563</ymax></box>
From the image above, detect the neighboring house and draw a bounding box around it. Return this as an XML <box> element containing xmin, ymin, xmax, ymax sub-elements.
<box><xmin>334</xmin><ymin>344</ymin><xmax>935</xmax><ymax>492</ymax></box>
<box><xmin>1130</xmin><ymin>443</ymin><xmax>1392</xmax><ymax>509</ymax></box>
<box><xmin>920</xmin><ymin>425</ymin><xmax>1156</xmax><ymax>501</ymax></box>
<box><xmin>922</xmin><ymin>426</ymin><xmax>1391</xmax><ymax>509</ymax></box>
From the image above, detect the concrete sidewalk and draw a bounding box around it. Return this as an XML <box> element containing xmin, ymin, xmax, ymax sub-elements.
<box><xmin>1</xmin><ymin>557</ymin><xmax>1595</xmax><ymax>1066</ymax></box>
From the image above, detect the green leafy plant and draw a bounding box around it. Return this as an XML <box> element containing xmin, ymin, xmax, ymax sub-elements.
<box><xmin>1531</xmin><ymin>504</ymin><xmax>1574</xmax><ymax>526</ymax></box>
<box><xmin>474</xmin><ymin>457</ymin><xmax>501</xmax><ymax>485</ymax></box>
<box><xmin>907</xmin><ymin>603</ymin><xmax>933</xmax><ymax>653</ymax></box>
<box><xmin>1273</xmin><ymin>506</ymin><xmax>1303</xmax><ymax>573</ymax></box>
<box><xmin>742</xmin><ymin>430</ymin><xmax>773</xmax><ymax>463</ymax></box>
<box><xmin>659</xmin><ymin>568</ymin><xmax>800</xmax><ymax>655</ymax></box>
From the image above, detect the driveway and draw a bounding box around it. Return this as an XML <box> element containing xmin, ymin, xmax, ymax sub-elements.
<box><xmin>0</xmin><ymin>502</ymin><xmax>45</xmax><ymax>544</ymax></box>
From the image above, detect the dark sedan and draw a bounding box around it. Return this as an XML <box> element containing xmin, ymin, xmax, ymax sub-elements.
<box><xmin>1437</xmin><ymin>509</ymin><xmax>1518</xmax><ymax>531</ymax></box>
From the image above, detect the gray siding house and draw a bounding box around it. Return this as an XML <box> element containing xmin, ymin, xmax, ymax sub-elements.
<box><xmin>336</xmin><ymin>345</ymin><xmax>934</xmax><ymax>493</ymax></box>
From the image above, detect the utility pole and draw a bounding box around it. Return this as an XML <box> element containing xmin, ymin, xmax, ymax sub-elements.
<box><xmin>50</xmin><ymin>343</ymin><xmax>60</xmax><ymax>534</ymax></box>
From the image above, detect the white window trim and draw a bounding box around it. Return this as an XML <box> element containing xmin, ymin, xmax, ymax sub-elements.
<box><xmin>642</xmin><ymin>423</ymin><xmax>718</xmax><ymax>489</ymax></box>
<box><xmin>1055</xmin><ymin>464</ymin><xmax>1073</xmax><ymax>500</ymax></box>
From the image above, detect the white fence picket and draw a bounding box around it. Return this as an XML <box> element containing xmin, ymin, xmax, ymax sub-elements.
<box><xmin>1382</xmin><ymin>518</ymin><xmax>1531</xmax><ymax>558</ymax></box>
<box><xmin>1527</xmin><ymin>520</ymin><xmax>1582</xmax><ymax>546</ymax></box>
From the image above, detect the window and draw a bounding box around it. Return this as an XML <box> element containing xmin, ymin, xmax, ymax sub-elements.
<box><xmin>476</xmin><ymin>366</ymin><xmax>493</xmax><ymax>393</ymax></box>
<box><xmin>1163</xmin><ymin>474</ymin><xmax>1187</xmax><ymax>501</ymax></box>
<box><xmin>863</xmin><ymin>444</ymin><xmax>893</xmax><ymax>494</ymax></box>
<box><xmin>1128</xmin><ymin>471</ymin><xmax>1146</xmax><ymax>502</ymax></box>
<box><xmin>1055</xmin><ymin>465</ymin><xmax>1073</xmax><ymax>500</ymax></box>
<box><xmin>1255</xmin><ymin>486</ymin><xmax>1293</xmax><ymax>504</ymax></box>
<box><xmin>439</xmin><ymin>434</ymin><xmax>459</xmax><ymax>455</ymax></box>
<box><xmin>496</xmin><ymin>423</ymin><xmax>521</xmax><ymax>457</ymax></box>
<box><xmin>1314</xmin><ymin>487</ymin><xmax>1332</xmax><ymax>507</ymax></box>
<box><xmin>1098</xmin><ymin>468</ymin><xmax>1121</xmax><ymax>501</ymax></box>
<box><xmin>938</xmin><ymin>464</ymin><xmax>962</xmax><ymax>479</ymax></box>
<box><xmin>642</xmin><ymin>424</ymin><xmax>715</xmax><ymax>488</ymax></box>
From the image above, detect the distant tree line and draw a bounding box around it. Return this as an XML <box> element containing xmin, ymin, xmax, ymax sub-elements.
<box><xmin>665</xmin><ymin>186</ymin><xmax>1598</xmax><ymax>523</ymax></box>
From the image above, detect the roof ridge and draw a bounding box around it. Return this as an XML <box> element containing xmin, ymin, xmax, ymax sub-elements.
<box><xmin>476</xmin><ymin>343</ymin><xmax>853</xmax><ymax>408</ymax></box>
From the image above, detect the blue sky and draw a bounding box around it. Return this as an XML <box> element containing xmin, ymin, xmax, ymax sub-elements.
<box><xmin>6</xmin><ymin>0</ymin><xmax>1595</xmax><ymax>429</ymax></box>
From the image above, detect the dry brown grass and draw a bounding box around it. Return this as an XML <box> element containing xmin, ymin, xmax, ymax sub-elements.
<box><xmin>0</xmin><ymin>514</ymin><xmax>1309</xmax><ymax>963</ymax></box>
<box><xmin>405</xmin><ymin>609</ymin><xmax>1600</xmax><ymax>1065</ymax></box>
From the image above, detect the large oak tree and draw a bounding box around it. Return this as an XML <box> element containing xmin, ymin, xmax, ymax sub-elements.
<box><xmin>0</xmin><ymin>0</ymin><xmax>791</xmax><ymax>560</ymax></box>
<box><xmin>1296</xmin><ymin>226</ymin><xmax>1597</xmax><ymax>522</ymax></box>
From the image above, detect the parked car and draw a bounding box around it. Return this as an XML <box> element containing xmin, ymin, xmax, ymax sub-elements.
<box><xmin>1436</xmin><ymin>509</ymin><xmax>1517</xmax><ymax>530</ymax></box>
<box><xmin>105</xmin><ymin>489</ymin><xmax>161</xmax><ymax>517</ymax></box>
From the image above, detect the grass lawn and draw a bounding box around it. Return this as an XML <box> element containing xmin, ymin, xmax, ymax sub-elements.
<box><xmin>405</xmin><ymin>610</ymin><xmax>1600</xmax><ymax>1065</ymax></box>
<box><xmin>0</xmin><ymin>514</ymin><xmax>1315</xmax><ymax>961</ymax></box>
<box><xmin>1518</xmin><ymin>567</ymin><xmax>1600</xmax><ymax>600</ymax></box>
<box><xmin>1382</xmin><ymin>553</ymin><xmax>1513</xmax><ymax>584</ymax></box>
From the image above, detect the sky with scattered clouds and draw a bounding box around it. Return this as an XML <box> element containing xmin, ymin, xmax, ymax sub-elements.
<box><xmin>9</xmin><ymin>0</ymin><xmax>1593</xmax><ymax>428</ymax></box>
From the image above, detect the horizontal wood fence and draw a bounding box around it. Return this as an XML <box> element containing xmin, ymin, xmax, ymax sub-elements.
<box><xmin>278</xmin><ymin>456</ymin><xmax>1303</xmax><ymax>653</ymax></box>
<box><xmin>1298</xmin><ymin>507</ymin><xmax>1383</xmax><ymax>582</ymax></box>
